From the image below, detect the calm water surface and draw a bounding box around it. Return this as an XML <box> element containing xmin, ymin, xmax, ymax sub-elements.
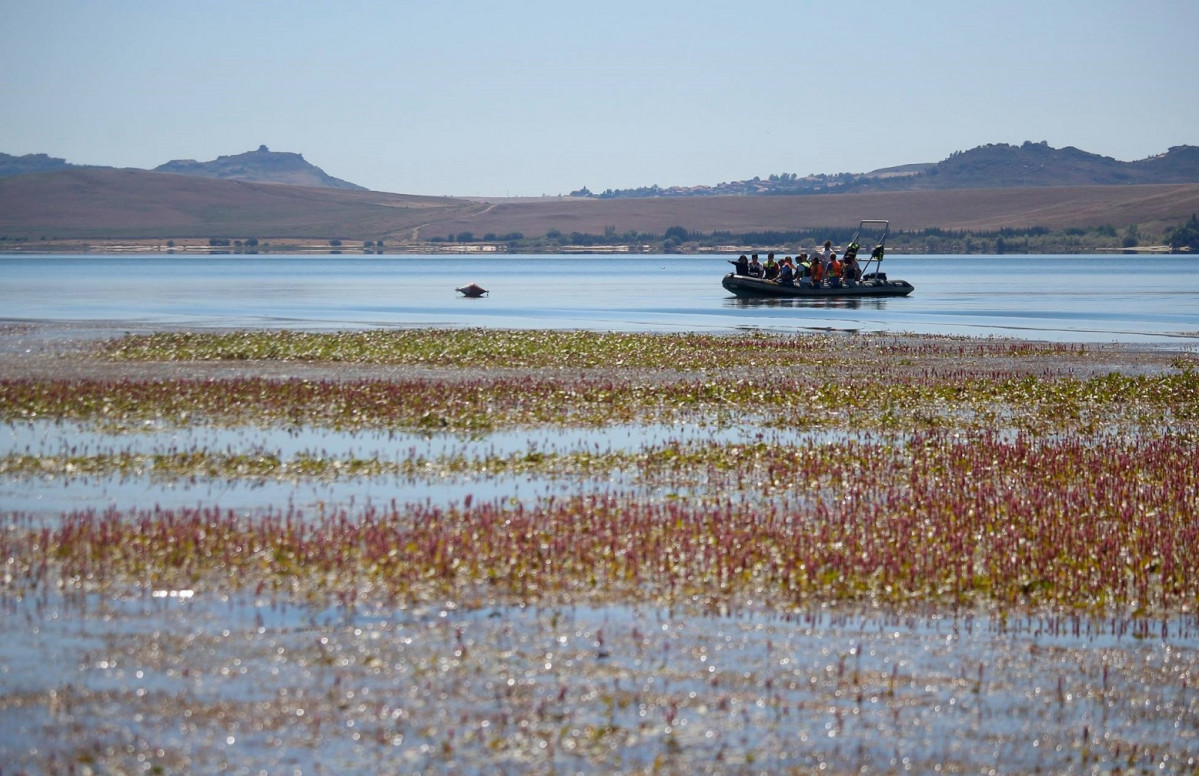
<box><xmin>3</xmin><ymin>253</ymin><xmax>1198</xmax><ymax>343</ymax></box>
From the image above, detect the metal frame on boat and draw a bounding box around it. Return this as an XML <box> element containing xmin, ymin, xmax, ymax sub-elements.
<box><xmin>722</xmin><ymin>220</ymin><xmax>914</xmax><ymax>299</ymax></box>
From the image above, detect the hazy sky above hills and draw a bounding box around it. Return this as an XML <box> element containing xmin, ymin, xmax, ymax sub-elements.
<box><xmin>3</xmin><ymin>0</ymin><xmax>1197</xmax><ymax>197</ymax></box>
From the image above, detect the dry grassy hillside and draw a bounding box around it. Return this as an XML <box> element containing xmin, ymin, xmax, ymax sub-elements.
<box><xmin>0</xmin><ymin>169</ymin><xmax>481</xmax><ymax>240</ymax></box>
<box><xmin>3</xmin><ymin>168</ymin><xmax>1198</xmax><ymax>244</ymax></box>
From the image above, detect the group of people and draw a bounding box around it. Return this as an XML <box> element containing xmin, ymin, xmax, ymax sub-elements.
<box><xmin>731</xmin><ymin>240</ymin><xmax>863</xmax><ymax>286</ymax></box>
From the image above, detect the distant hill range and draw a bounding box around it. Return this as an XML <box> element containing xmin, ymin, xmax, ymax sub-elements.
<box><xmin>5</xmin><ymin>141</ymin><xmax>1199</xmax><ymax>199</ymax></box>
<box><xmin>3</xmin><ymin>141</ymin><xmax>1199</xmax><ymax>247</ymax></box>
<box><xmin>580</xmin><ymin>142</ymin><xmax>1199</xmax><ymax>198</ymax></box>
<box><xmin>0</xmin><ymin>146</ymin><xmax>365</xmax><ymax>190</ymax></box>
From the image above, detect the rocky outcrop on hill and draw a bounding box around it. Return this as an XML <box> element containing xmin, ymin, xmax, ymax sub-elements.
<box><xmin>154</xmin><ymin>145</ymin><xmax>365</xmax><ymax>190</ymax></box>
<box><xmin>1</xmin><ymin>146</ymin><xmax>366</xmax><ymax>190</ymax></box>
<box><xmin>0</xmin><ymin>152</ymin><xmax>95</xmax><ymax>177</ymax></box>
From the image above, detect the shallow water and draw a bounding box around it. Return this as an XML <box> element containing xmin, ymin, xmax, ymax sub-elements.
<box><xmin>3</xmin><ymin>253</ymin><xmax>1199</xmax><ymax>343</ymax></box>
<box><xmin>2</xmin><ymin>591</ymin><xmax>1195</xmax><ymax>774</ymax></box>
<box><xmin>4</xmin><ymin>253</ymin><xmax>1199</xmax><ymax>772</ymax></box>
<box><xmin>0</xmin><ymin>418</ymin><xmax>857</xmax><ymax>518</ymax></box>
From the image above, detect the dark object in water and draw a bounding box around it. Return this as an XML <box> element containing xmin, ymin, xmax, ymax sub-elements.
<box><xmin>456</xmin><ymin>283</ymin><xmax>488</xmax><ymax>298</ymax></box>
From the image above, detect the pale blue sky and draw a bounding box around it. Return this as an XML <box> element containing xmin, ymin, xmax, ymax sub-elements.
<box><xmin>2</xmin><ymin>0</ymin><xmax>1196</xmax><ymax>196</ymax></box>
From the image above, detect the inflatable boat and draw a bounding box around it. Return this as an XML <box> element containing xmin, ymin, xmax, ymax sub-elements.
<box><xmin>722</xmin><ymin>219</ymin><xmax>914</xmax><ymax>299</ymax></box>
<box><xmin>722</xmin><ymin>273</ymin><xmax>914</xmax><ymax>299</ymax></box>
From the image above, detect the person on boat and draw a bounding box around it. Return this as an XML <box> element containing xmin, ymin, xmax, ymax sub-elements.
<box><xmin>827</xmin><ymin>252</ymin><xmax>843</xmax><ymax>287</ymax></box>
<box><xmin>810</xmin><ymin>256</ymin><xmax>824</xmax><ymax>284</ymax></box>
<box><xmin>819</xmin><ymin>240</ymin><xmax>834</xmax><ymax>276</ymax></box>
<box><xmin>763</xmin><ymin>253</ymin><xmax>779</xmax><ymax>280</ymax></box>
<box><xmin>748</xmin><ymin>254</ymin><xmax>764</xmax><ymax>277</ymax></box>
<box><xmin>777</xmin><ymin>256</ymin><xmax>795</xmax><ymax>285</ymax></box>
<box><xmin>796</xmin><ymin>253</ymin><xmax>814</xmax><ymax>286</ymax></box>
<box><xmin>732</xmin><ymin>254</ymin><xmax>750</xmax><ymax>275</ymax></box>
<box><xmin>843</xmin><ymin>252</ymin><xmax>861</xmax><ymax>283</ymax></box>
<box><xmin>797</xmin><ymin>252</ymin><xmax>811</xmax><ymax>277</ymax></box>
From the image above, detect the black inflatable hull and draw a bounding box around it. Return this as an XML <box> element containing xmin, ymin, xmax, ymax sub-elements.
<box><xmin>722</xmin><ymin>273</ymin><xmax>914</xmax><ymax>299</ymax></box>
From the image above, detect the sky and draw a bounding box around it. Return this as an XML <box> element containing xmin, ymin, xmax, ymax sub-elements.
<box><xmin>2</xmin><ymin>0</ymin><xmax>1197</xmax><ymax>197</ymax></box>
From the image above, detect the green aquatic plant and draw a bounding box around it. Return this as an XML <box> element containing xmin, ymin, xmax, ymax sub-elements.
<box><xmin>98</xmin><ymin>329</ymin><xmax>1091</xmax><ymax>371</ymax></box>
<box><xmin>0</xmin><ymin>446</ymin><xmax>642</xmax><ymax>482</ymax></box>
<box><xmin>4</xmin><ymin>366</ymin><xmax>1197</xmax><ymax>435</ymax></box>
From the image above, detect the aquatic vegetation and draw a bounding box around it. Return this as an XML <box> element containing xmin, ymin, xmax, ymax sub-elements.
<box><xmin>6</xmin><ymin>429</ymin><xmax>1196</xmax><ymax>613</ymax></box>
<box><xmin>0</xmin><ymin>445</ymin><xmax>637</xmax><ymax>482</ymax></box>
<box><xmin>4</xmin><ymin>329</ymin><xmax>1198</xmax><ymax>613</ymax></box>
<box><xmin>4</xmin><ymin>329</ymin><xmax>1197</xmax><ymax>615</ymax></box>
<box><xmin>5</xmin><ymin>329</ymin><xmax>1199</xmax><ymax>774</ymax></box>
<box><xmin>98</xmin><ymin>328</ymin><xmax>1091</xmax><ymax>371</ymax></box>
<box><xmin>1</xmin><ymin>375</ymin><xmax>650</xmax><ymax>431</ymax></box>
<box><xmin>3</xmin><ymin>366</ymin><xmax>1196</xmax><ymax>435</ymax></box>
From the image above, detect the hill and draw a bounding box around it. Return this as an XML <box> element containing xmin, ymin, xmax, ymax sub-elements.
<box><xmin>7</xmin><ymin>140</ymin><xmax>1198</xmax><ymax>201</ymax></box>
<box><xmin>0</xmin><ymin>146</ymin><xmax>366</xmax><ymax>190</ymax></box>
<box><xmin>0</xmin><ymin>168</ymin><xmax>480</xmax><ymax>240</ymax></box>
<box><xmin>590</xmin><ymin>143</ymin><xmax>1199</xmax><ymax>198</ymax></box>
<box><xmin>3</xmin><ymin>167</ymin><xmax>1199</xmax><ymax>252</ymax></box>
<box><xmin>914</xmin><ymin>142</ymin><xmax>1199</xmax><ymax>189</ymax></box>
<box><xmin>154</xmin><ymin>145</ymin><xmax>365</xmax><ymax>190</ymax></box>
<box><xmin>0</xmin><ymin>152</ymin><xmax>97</xmax><ymax>177</ymax></box>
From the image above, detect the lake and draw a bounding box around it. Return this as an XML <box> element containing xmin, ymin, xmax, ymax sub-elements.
<box><xmin>2</xmin><ymin>252</ymin><xmax>1198</xmax><ymax>343</ymax></box>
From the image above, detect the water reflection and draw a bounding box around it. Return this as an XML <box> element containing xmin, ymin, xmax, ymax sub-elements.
<box><xmin>2</xmin><ymin>588</ymin><xmax>1195</xmax><ymax>774</ymax></box>
<box><xmin>726</xmin><ymin>296</ymin><xmax>882</xmax><ymax>311</ymax></box>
